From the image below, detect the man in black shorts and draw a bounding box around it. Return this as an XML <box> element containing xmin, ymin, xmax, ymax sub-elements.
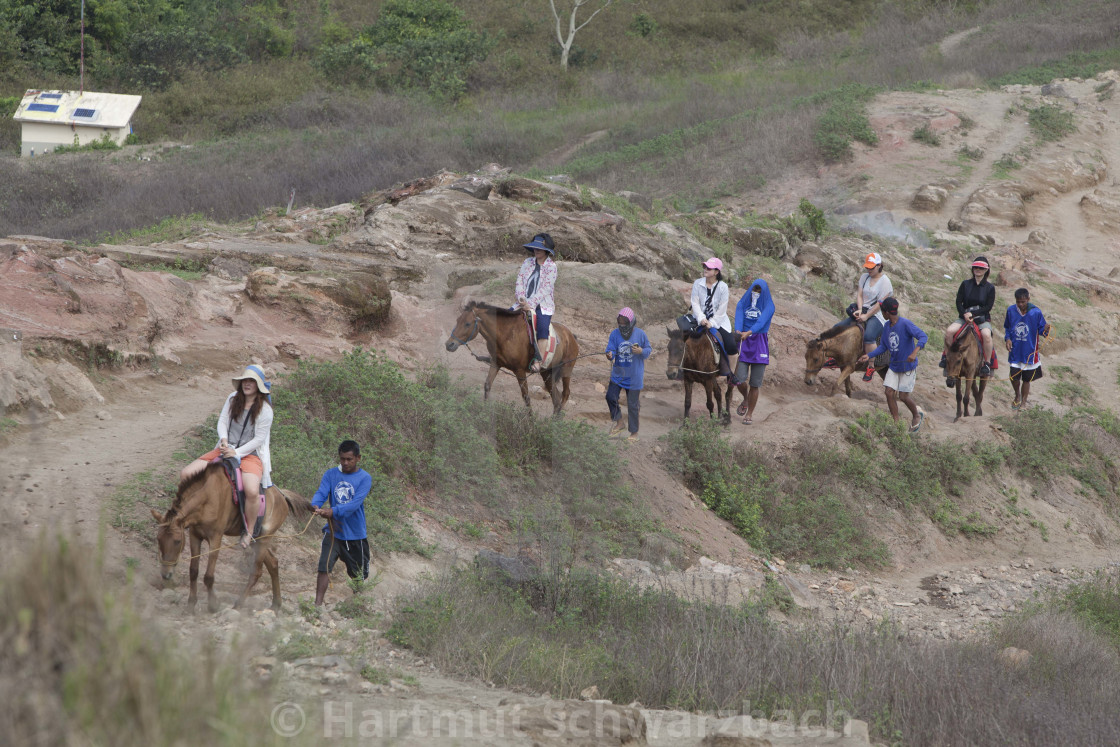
<box><xmin>312</xmin><ymin>440</ymin><xmax>372</xmax><ymax>606</ymax></box>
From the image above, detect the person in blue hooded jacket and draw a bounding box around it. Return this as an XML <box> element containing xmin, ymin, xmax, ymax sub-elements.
<box><xmin>604</xmin><ymin>307</ymin><xmax>652</xmax><ymax>441</ymax></box>
<box><xmin>1004</xmin><ymin>288</ymin><xmax>1050</xmax><ymax>411</ymax></box>
<box><xmin>732</xmin><ymin>278</ymin><xmax>775</xmax><ymax>425</ymax></box>
<box><xmin>312</xmin><ymin>440</ymin><xmax>372</xmax><ymax>605</ymax></box>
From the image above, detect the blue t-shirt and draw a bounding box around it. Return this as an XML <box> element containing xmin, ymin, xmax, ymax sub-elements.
<box><xmin>1004</xmin><ymin>303</ymin><xmax>1048</xmax><ymax>367</ymax></box>
<box><xmin>867</xmin><ymin>317</ymin><xmax>928</xmax><ymax>373</ymax></box>
<box><xmin>311</xmin><ymin>466</ymin><xmax>372</xmax><ymax>540</ymax></box>
<box><xmin>605</xmin><ymin>328</ymin><xmax>652</xmax><ymax>389</ymax></box>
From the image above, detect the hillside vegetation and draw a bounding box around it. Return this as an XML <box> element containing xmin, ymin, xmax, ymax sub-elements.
<box><xmin>2</xmin><ymin>0</ymin><xmax>1120</xmax><ymax>239</ymax></box>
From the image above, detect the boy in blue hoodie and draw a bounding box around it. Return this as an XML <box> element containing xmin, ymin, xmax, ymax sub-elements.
<box><xmin>733</xmin><ymin>278</ymin><xmax>775</xmax><ymax>425</ymax></box>
<box><xmin>605</xmin><ymin>307</ymin><xmax>652</xmax><ymax>441</ymax></box>
<box><xmin>1004</xmin><ymin>288</ymin><xmax>1050</xmax><ymax>410</ymax></box>
<box><xmin>312</xmin><ymin>440</ymin><xmax>373</xmax><ymax>605</ymax></box>
<box><xmin>859</xmin><ymin>297</ymin><xmax>928</xmax><ymax>433</ymax></box>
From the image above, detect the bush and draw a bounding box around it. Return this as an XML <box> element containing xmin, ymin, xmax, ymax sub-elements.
<box><xmin>1028</xmin><ymin>104</ymin><xmax>1076</xmax><ymax>142</ymax></box>
<box><xmin>813</xmin><ymin>85</ymin><xmax>880</xmax><ymax>162</ymax></box>
<box><xmin>317</xmin><ymin>0</ymin><xmax>494</xmax><ymax>99</ymax></box>
<box><xmin>913</xmin><ymin>123</ymin><xmax>941</xmax><ymax>146</ymax></box>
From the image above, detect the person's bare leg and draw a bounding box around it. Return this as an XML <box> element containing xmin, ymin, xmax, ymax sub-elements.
<box><xmin>180</xmin><ymin>458</ymin><xmax>209</xmax><ymax>483</ymax></box>
<box><xmin>315</xmin><ymin>571</ymin><xmax>330</xmax><ymax>605</ymax></box>
<box><xmin>899</xmin><ymin>391</ymin><xmax>920</xmax><ymax>426</ymax></box>
<box><xmin>1020</xmin><ymin>380</ymin><xmax>1032</xmax><ymax>409</ymax></box>
<box><xmin>745</xmin><ymin>385</ymin><xmax>760</xmax><ymax>421</ymax></box>
<box><xmin>885</xmin><ymin>388</ymin><xmax>901</xmax><ymax>422</ymax></box>
<box><xmin>981</xmin><ymin>329</ymin><xmax>993</xmax><ymax>367</ymax></box>
<box><xmin>1011</xmin><ymin>377</ymin><xmax>1022</xmax><ymax>407</ymax></box>
<box><xmin>241</xmin><ymin>472</ymin><xmax>262</xmax><ymax>549</ymax></box>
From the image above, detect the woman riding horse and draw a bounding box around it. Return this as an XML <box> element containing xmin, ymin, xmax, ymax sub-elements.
<box><xmin>514</xmin><ymin>233</ymin><xmax>558</xmax><ymax>370</ymax></box>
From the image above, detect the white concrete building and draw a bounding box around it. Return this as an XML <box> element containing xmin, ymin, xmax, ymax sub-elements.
<box><xmin>13</xmin><ymin>89</ymin><xmax>142</xmax><ymax>157</ymax></box>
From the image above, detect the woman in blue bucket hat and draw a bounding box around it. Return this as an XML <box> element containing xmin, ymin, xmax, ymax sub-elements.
<box><xmin>514</xmin><ymin>233</ymin><xmax>558</xmax><ymax>368</ymax></box>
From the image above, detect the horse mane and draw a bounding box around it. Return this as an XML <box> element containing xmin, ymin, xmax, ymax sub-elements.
<box><xmin>171</xmin><ymin>463</ymin><xmax>224</xmax><ymax>513</ymax></box>
<box><xmin>949</xmin><ymin>324</ymin><xmax>976</xmax><ymax>353</ymax></box>
<box><xmin>463</xmin><ymin>300</ymin><xmax>522</xmax><ymax>317</ymax></box>
<box><xmin>817</xmin><ymin>322</ymin><xmax>858</xmax><ymax>341</ymax></box>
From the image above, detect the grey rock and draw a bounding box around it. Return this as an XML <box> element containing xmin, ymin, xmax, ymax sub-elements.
<box><xmin>449</xmin><ymin>176</ymin><xmax>493</xmax><ymax>201</ymax></box>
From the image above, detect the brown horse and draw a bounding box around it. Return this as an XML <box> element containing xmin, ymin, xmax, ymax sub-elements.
<box><xmin>666</xmin><ymin>328</ymin><xmax>743</xmax><ymax>424</ymax></box>
<box><xmin>445</xmin><ymin>301</ymin><xmax>579</xmax><ymax>415</ymax></box>
<box><xmin>150</xmin><ymin>464</ymin><xmax>314</xmax><ymax>612</ymax></box>
<box><xmin>944</xmin><ymin>323</ymin><xmax>989</xmax><ymax>421</ymax></box>
<box><xmin>804</xmin><ymin>322</ymin><xmax>886</xmax><ymax>397</ymax></box>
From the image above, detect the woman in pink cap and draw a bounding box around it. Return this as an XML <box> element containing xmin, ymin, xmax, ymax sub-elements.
<box><xmin>943</xmin><ymin>255</ymin><xmax>997</xmax><ymax>376</ymax></box>
<box><xmin>604</xmin><ymin>307</ymin><xmax>651</xmax><ymax>441</ymax></box>
<box><xmin>690</xmin><ymin>257</ymin><xmax>737</xmax><ymax>356</ymax></box>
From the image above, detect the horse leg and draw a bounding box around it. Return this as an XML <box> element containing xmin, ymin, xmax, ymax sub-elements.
<box><xmin>515</xmin><ymin>372</ymin><xmax>531</xmax><ymax>407</ymax></box>
<box><xmin>234</xmin><ymin>545</ymin><xmax>265</xmax><ymax>610</ymax></box>
<box><xmin>683</xmin><ymin>380</ymin><xmax>693</xmax><ymax>419</ymax></box>
<box><xmin>704</xmin><ymin>379</ymin><xmax>716</xmax><ymax>419</ymax></box>
<box><xmin>954</xmin><ymin>381</ymin><xmax>964</xmax><ymax>421</ymax></box>
<box><xmin>203</xmin><ymin>534</ymin><xmax>222</xmax><ymax>613</ymax></box>
<box><xmin>187</xmin><ymin>531</ymin><xmax>202</xmax><ymax>613</ymax></box>
<box><xmin>560</xmin><ymin>375</ymin><xmax>572</xmax><ymax>411</ymax></box>
<box><xmin>264</xmin><ymin>547</ymin><xmax>282</xmax><ymax>611</ymax></box>
<box><xmin>837</xmin><ymin>367</ymin><xmax>856</xmax><ymax>398</ymax></box>
<box><xmin>541</xmin><ymin>369</ymin><xmax>562</xmax><ymax>415</ymax></box>
<box><xmin>975</xmin><ymin>379</ymin><xmax>986</xmax><ymax>417</ymax></box>
<box><xmin>483</xmin><ymin>365</ymin><xmax>500</xmax><ymax>401</ymax></box>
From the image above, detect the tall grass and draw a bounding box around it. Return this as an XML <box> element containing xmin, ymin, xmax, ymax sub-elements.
<box><xmin>0</xmin><ymin>537</ymin><xmax>302</xmax><ymax>746</ymax></box>
<box><xmin>390</xmin><ymin>566</ymin><xmax>1120</xmax><ymax>745</ymax></box>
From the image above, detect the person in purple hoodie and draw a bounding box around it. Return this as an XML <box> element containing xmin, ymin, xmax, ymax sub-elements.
<box><xmin>733</xmin><ymin>278</ymin><xmax>775</xmax><ymax>425</ymax></box>
<box><xmin>858</xmin><ymin>297</ymin><xmax>927</xmax><ymax>433</ymax></box>
<box><xmin>604</xmin><ymin>307</ymin><xmax>652</xmax><ymax>441</ymax></box>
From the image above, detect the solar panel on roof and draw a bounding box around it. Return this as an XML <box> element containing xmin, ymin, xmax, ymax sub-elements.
<box><xmin>40</xmin><ymin>93</ymin><xmax>63</xmax><ymax>100</ymax></box>
<box><xmin>73</xmin><ymin>108</ymin><xmax>96</xmax><ymax>117</ymax></box>
<box><xmin>27</xmin><ymin>103</ymin><xmax>59</xmax><ymax>112</ymax></box>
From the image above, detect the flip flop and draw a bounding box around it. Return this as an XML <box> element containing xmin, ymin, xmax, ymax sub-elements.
<box><xmin>736</xmin><ymin>402</ymin><xmax>748</xmax><ymax>417</ymax></box>
<box><xmin>909</xmin><ymin>411</ymin><xmax>925</xmax><ymax>434</ymax></box>
<box><xmin>742</xmin><ymin>416</ymin><xmax>753</xmax><ymax>425</ymax></box>
<box><xmin>1011</xmin><ymin>400</ymin><xmax>1021</xmax><ymax>411</ymax></box>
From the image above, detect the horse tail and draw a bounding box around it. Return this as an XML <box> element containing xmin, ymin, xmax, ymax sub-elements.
<box><xmin>280</xmin><ymin>489</ymin><xmax>315</xmax><ymax>522</ymax></box>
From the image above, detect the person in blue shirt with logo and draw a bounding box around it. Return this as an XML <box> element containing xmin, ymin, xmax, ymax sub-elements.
<box><xmin>604</xmin><ymin>307</ymin><xmax>652</xmax><ymax>442</ymax></box>
<box><xmin>858</xmin><ymin>297</ymin><xmax>928</xmax><ymax>433</ymax></box>
<box><xmin>312</xmin><ymin>440</ymin><xmax>372</xmax><ymax>606</ymax></box>
<box><xmin>1004</xmin><ymin>288</ymin><xmax>1050</xmax><ymax>411</ymax></box>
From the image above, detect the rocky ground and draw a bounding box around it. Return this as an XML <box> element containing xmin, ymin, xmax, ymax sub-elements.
<box><xmin>5</xmin><ymin>71</ymin><xmax>1120</xmax><ymax>745</ymax></box>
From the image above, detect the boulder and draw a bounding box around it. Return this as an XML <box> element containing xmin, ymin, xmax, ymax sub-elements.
<box><xmin>1079</xmin><ymin>187</ymin><xmax>1120</xmax><ymax>231</ymax></box>
<box><xmin>957</xmin><ymin>184</ymin><xmax>1028</xmax><ymax>229</ymax></box>
<box><xmin>514</xmin><ymin>701</ymin><xmax>646</xmax><ymax>745</ymax></box>
<box><xmin>246</xmin><ymin>268</ymin><xmax>391</xmax><ymax>333</ymax></box>
<box><xmin>912</xmin><ymin>184</ymin><xmax>950</xmax><ymax>212</ymax></box>
<box><xmin>449</xmin><ymin>176</ymin><xmax>493</xmax><ymax>201</ymax></box>
<box><xmin>495</xmin><ymin>177</ymin><xmax>594</xmax><ymax>212</ymax></box>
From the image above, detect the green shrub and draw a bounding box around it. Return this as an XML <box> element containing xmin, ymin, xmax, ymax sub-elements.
<box><xmin>813</xmin><ymin>85</ymin><xmax>880</xmax><ymax>162</ymax></box>
<box><xmin>799</xmin><ymin>198</ymin><xmax>827</xmax><ymax>239</ymax></box>
<box><xmin>912</xmin><ymin>123</ymin><xmax>941</xmax><ymax>146</ymax></box>
<box><xmin>1028</xmin><ymin>104</ymin><xmax>1076</xmax><ymax>142</ymax></box>
<box><xmin>1060</xmin><ymin>573</ymin><xmax>1120</xmax><ymax>648</ymax></box>
<box><xmin>316</xmin><ymin>0</ymin><xmax>494</xmax><ymax>99</ymax></box>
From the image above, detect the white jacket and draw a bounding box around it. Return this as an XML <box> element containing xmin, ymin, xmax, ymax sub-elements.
<box><xmin>216</xmin><ymin>393</ymin><xmax>274</xmax><ymax>488</ymax></box>
<box><xmin>691</xmin><ymin>278</ymin><xmax>732</xmax><ymax>333</ymax></box>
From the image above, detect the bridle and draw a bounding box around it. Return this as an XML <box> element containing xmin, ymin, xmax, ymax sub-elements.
<box><xmin>448</xmin><ymin>312</ymin><xmax>481</xmax><ymax>347</ymax></box>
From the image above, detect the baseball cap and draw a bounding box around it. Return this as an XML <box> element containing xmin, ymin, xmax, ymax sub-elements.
<box><xmin>702</xmin><ymin>257</ymin><xmax>723</xmax><ymax>271</ymax></box>
<box><xmin>864</xmin><ymin>252</ymin><xmax>882</xmax><ymax>269</ymax></box>
<box><xmin>880</xmin><ymin>297</ymin><xmax>899</xmax><ymax>314</ymax></box>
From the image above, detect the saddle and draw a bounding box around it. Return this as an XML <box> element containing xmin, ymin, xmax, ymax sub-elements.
<box><xmin>525</xmin><ymin>310</ymin><xmax>561</xmax><ymax>368</ymax></box>
<box><xmin>211</xmin><ymin>457</ymin><xmax>265</xmax><ymax>539</ymax></box>
<box><xmin>953</xmin><ymin>322</ymin><xmax>998</xmax><ymax>369</ymax></box>
<box><xmin>696</xmin><ymin>328</ymin><xmax>734</xmax><ymax>377</ymax></box>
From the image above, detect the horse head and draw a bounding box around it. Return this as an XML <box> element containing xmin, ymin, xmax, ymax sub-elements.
<box><xmin>804</xmin><ymin>337</ymin><xmax>825</xmax><ymax>385</ymax></box>
<box><xmin>446</xmin><ymin>304</ymin><xmax>481</xmax><ymax>352</ymax></box>
<box><xmin>665</xmin><ymin>327</ymin><xmax>685</xmax><ymax>380</ymax></box>
<box><xmin>150</xmin><ymin>508</ymin><xmax>185</xmax><ymax>582</ymax></box>
<box><xmin>945</xmin><ymin>326</ymin><xmax>977</xmax><ymax>384</ymax></box>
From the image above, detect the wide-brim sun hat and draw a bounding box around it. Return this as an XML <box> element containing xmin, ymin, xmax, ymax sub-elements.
<box><xmin>523</xmin><ymin>234</ymin><xmax>555</xmax><ymax>255</ymax></box>
<box><xmin>702</xmin><ymin>257</ymin><xmax>723</xmax><ymax>271</ymax></box>
<box><xmin>233</xmin><ymin>364</ymin><xmax>271</xmax><ymax>394</ymax></box>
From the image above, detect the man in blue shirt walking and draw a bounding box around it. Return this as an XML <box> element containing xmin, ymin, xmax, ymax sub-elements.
<box><xmin>605</xmin><ymin>307</ymin><xmax>652</xmax><ymax>442</ymax></box>
<box><xmin>859</xmin><ymin>297</ymin><xmax>928</xmax><ymax>433</ymax></box>
<box><xmin>1004</xmin><ymin>287</ymin><xmax>1050</xmax><ymax>411</ymax></box>
<box><xmin>312</xmin><ymin>440</ymin><xmax>372</xmax><ymax>606</ymax></box>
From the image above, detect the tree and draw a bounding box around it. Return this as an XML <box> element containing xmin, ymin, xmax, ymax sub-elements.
<box><xmin>549</xmin><ymin>0</ymin><xmax>613</xmax><ymax>71</ymax></box>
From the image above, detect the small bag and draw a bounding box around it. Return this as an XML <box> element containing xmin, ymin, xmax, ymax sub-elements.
<box><xmin>676</xmin><ymin>313</ymin><xmax>698</xmax><ymax>333</ymax></box>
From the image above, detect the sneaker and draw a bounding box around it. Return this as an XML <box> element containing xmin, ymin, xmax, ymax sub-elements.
<box><xmin>862</xmin><ymin>367</ymin><xmax>875</xmax><ymax>382</ymax></box>
<box><xmin>938</xmin><ymin>353</ymin><xmax>946</xmax><ymax>369</ymax></box>
<box><xmin>980</xmin><ymin>362</ymin><xmax>991</xmax><ymax>377</ymax></box>
<box><xmin>608</xmin><ymin>420</ymin><xmax>625</xmax><ymax>437</ymax></box>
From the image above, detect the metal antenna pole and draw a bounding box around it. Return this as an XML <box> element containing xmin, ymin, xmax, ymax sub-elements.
<box><xmin>80</xmin><ymin>0</ymin><xmax>85</xmax><ymax>94</ymax></box>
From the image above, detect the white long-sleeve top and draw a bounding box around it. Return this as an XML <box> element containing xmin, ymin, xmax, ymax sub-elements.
<box><xmin>690</xmin><ymin>278</ymin><xmax>732</xmax><ymax>333</ymax></box>
<box><xmin>216</xmin><ymin>393</ymin><xmax>274</xmax><ymax>488</ymax></box>
<box><xmin>514</xmin><ymin>257</ymin><xmax>557</xmax><ymax>315</ymax></box>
